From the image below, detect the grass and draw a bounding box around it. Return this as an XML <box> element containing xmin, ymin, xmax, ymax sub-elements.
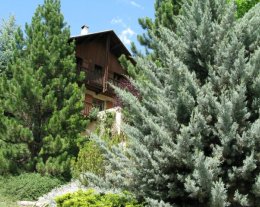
<box><xmin>0</xmin><ymin>194</ymin><xmax>18</xmax><ymax>207</ymax></box>
<box><xmin>0</xmin><ymin>173</ymin><xmax>63</xmax><ymax>207</ymax></box>
<box><xmin>0</xmin><ymin>176</ymin><xmax>18</xmax><ymax>207</ymax></box>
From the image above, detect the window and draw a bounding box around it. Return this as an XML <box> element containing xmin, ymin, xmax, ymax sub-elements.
<box><xmin>94</xmin><ymin>64</ymin><xmax>103</xmax><ymax>75</ymax></box>
<box><xmin>76</xmin><ymin>57</ymin><xmax>83</xmax><ymax>66</ymax></box>
<box><xmin>112</xmin><ymin>73</ymin><xmax>123</xmax><ymax>87</ymax></box>
<box><xmin>76</xmin><ymin>57</ymin><xmax>84</xmax><ymax>86</ymax></box>
<box><xmin>92</xmin><ymin>98</ymin><xmax>104</xmax><ymax>111</ymax></box>
<box><xmin>76</xmin><ymin>57</ymin><xmax>83</xmax><ymax>71</ymax></box>
<box><xmin>113</xmin><ymin>73</ymin><xmax>122</xmax><ymax>81</ymax></box>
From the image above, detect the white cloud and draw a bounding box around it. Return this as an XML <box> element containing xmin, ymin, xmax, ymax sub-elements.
<box><xmin>110</xmin><ymin>17</ymin><xmax>135</xmax><ymax>45</ymax></box>
<box><xmin>130</xmin><ymin>1</ymin><xmax>143</xmax><ymax>9</ymax></box>
<box><xmin>116</xmin><ymin>0</ymin><xmax>143</xmax><ymax>9</ymax></box>
<box><xmin>110</xmin><ymin>17</ymin><xmax>127</xmax><ymax>28</ymax></box>
<box><xmin>119</xmin><ymin>28</ymin><xmax>135</xmax><ymax>45</ymax></box>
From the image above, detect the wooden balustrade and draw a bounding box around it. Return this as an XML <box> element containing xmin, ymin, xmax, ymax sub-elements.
<box><xmin>85</xmin><ymin>69</ymin><xmax>103</xmax><ymax>86</ymax></box>
<box><xmin>79</xmin><ymin>66</ymin><xmax>124</xmax><ymax>93</ymax></box>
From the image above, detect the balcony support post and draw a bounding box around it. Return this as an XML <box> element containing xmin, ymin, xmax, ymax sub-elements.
<box><xmin>103</xmin><ymin>34</ymin><xmax>110</xmax><ymax>93</ymax></box>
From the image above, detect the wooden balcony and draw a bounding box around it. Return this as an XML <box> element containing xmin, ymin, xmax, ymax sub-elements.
<box><xmin>108</xmin><ymin>77</ymin><xmax>121</xmax><ymax>88</ymax></box>
<box><xmin>85</xmin><ymin>69</ymin><xmax>103</xmax><ymax>88</ymax></box>
<box><xmin>79</xmin><ymin>66</ymin><xmax>125</xmax><ymax>94</ymax></box>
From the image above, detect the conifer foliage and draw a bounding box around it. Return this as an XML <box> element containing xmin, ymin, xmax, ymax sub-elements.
<box><xmin>235</xmin><ymin>0</ymin><xmax>260</xmax><ymax>17</ymax></box>
<box><xmin>136</xmin><ymin>0</ymin><xmax>184</xmax><ymax>55</ymax></box>
<box><xmin>0</xmin><ymin>0</ymin><xmax>86</xmax><ymax>179</ymax></box>
<box><xmin>87</xmin><ymin>1</ymin><xmax>260</xmax><ymax>206</ymax></box>
<box><xmin>135</xmin><ymin>0</ymin><xmax>258</xmax><ymax>56</ymax></box>
<box><xmin>0</xmin><ymin>16</ymin><xmax>17</xmax><ymax>75</ymax></box>
<box><xmin>138</xmin><ymin>0</ymin><xmax>182</xmax><ymax>48</ymax></box>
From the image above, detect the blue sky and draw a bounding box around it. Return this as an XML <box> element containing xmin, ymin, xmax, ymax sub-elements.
<box><xmin>0</xmin><ymin>0</ymin><xmax>155</xmax><ymax>50</ymax></box>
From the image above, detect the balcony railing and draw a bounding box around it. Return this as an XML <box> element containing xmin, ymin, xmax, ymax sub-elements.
<box><xmin>108</xmin><ymin>77</ymin><xmax>121</xmax><ymax>88</ymax></box>
<box><xmin>79</xmin><ymin>66</ymin><xmax>124</xmax><ymax>92</ymax></box>
<box><xmin>85</xmin><ymin>69</ymin><xmax>103</xmax><ymax>87</ymax></box>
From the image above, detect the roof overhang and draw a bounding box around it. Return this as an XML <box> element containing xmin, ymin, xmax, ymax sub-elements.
<box><xmin>70</xmin><ymin>30</ymin><xmax>132</xmax><ymax>58</ymax></box>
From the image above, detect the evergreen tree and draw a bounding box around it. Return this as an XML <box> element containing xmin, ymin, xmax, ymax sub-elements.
<box><xmin>86</xmin><ymin>0</ymin><xmax>260</xmax><ymax>206</ymax></box>
<box><xmin>0</xmin><ymin>16</ymin><xmax>19</xmax><ymax>175</ymax></box>
<box><xmin>0</xmin><ymin>15</ymin><xmax>17</xmax><ymax>74</ymax></box>
<box><xmin>0</xmin><ymin>0</ymin><xmax>87</xmax><ymax>179</ymax></box>
<box><xmin>135</xmin><ymin>0</ymin><xmax>258</xmax><ymax>56</ymax></box>
<box><xmin>135</xmin><ymin>0</ymin><xmax>184</xmax><ymax>55</ymax></box>
<box><xmin>235</xmin><ymin>0</ymin><xmax>260</xmax><ymax>17</ymax></box>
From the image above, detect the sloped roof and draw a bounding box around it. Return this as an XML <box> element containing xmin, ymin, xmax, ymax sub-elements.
<box><xmin>70</xmin><ymin>30</ymin><xmax>131</xmax><ymax>58</ymax></box>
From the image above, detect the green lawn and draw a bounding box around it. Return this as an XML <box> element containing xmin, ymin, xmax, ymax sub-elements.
<box><xmin>0</xmin><ymin>195</ymin><xmax>18</xmax><ymax>207</ymax></box>
<box><xmin>0</xmin><ymin>177</ymin><xmax>18</xmax><ymax>207</ymax></box>
<box><xmin>0</xmin><ymin>173</ymin><xmax>62</xmax><ymax>207</ymax></box>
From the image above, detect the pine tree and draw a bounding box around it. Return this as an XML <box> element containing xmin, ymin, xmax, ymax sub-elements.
<box><xmin>0</xmin><ymin>16</ymin><xmax>19</xmax><ymax>175</ymax></box>
<box><xmin>0</xmin><ymin>15</ymin><xmax>17</xmax><ymax>74</ymax></box>
<box><xmin>0</xmin><ymin>0</ymin><xmax>87</xmax><ymax>179</ymax></box>
<box><xmin>86</xmin><ymin>0</ymin><xmax>260</xmax><ymax>206</ymax></box>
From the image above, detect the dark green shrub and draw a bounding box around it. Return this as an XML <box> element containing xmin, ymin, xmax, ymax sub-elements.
<box><xmin>71</xmin><ymin>131</ymin><xmax>126</xmax><ymax>181</ymax></box>
<box><xmin>71</xmin><ymin>140</ymin><xmax>105</xmax><ymax>178</ymax></box>
<box><xmin>88</xmin><ymin>107</ymin><xmax>99</xmax><ymax>121</ymax></box>
<box><xmin>72</xmin><ymin>111</ymin><xmax>125</xmax><ymax>180</ymax></box>
<box><xmin>0</xmin><ymin>173</ymin><xmax>62</xmax><ymax>201</ymax></box>
<box><xmin>102</xmin><ymin>111</ymin><xmax>115</xmax><ymax>129</ymax></box>
<box><xmin>55</xmin><ymin>189</ymin><xmax>143</xmax><ymax>207</ymax></box>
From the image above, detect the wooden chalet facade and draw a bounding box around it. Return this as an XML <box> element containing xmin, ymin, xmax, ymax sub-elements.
<box><xmin>70</xmin><ymin>29</ymin><xmax>131</xmax><ymax>115</ymax></box>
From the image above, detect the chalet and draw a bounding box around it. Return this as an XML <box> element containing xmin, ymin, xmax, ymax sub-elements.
<box><xmin>70</xmin><ymin>25</ymin><xmax>132</xmax><ymax>115</ymax></box>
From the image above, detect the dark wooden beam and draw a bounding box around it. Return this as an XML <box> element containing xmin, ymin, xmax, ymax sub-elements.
<box><xmin>103</xmin><ymin>34</ymin><xmax>110</xmax><ymax>92</ymax></box>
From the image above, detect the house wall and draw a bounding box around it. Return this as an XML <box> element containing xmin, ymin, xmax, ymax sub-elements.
<box><xmin>75</xmin><ymin>39</ymin><xmax>126</xmax><ymax>75</ymax></box>
<box><xmin>76</xmin><ymin>40</ymin><xmax>106</xmax><ymax>70</ymax></box>
<box><xmin>76</xmin><ymin>38</ymin><xmax>125</xmax><ymax>114</ymax></box>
